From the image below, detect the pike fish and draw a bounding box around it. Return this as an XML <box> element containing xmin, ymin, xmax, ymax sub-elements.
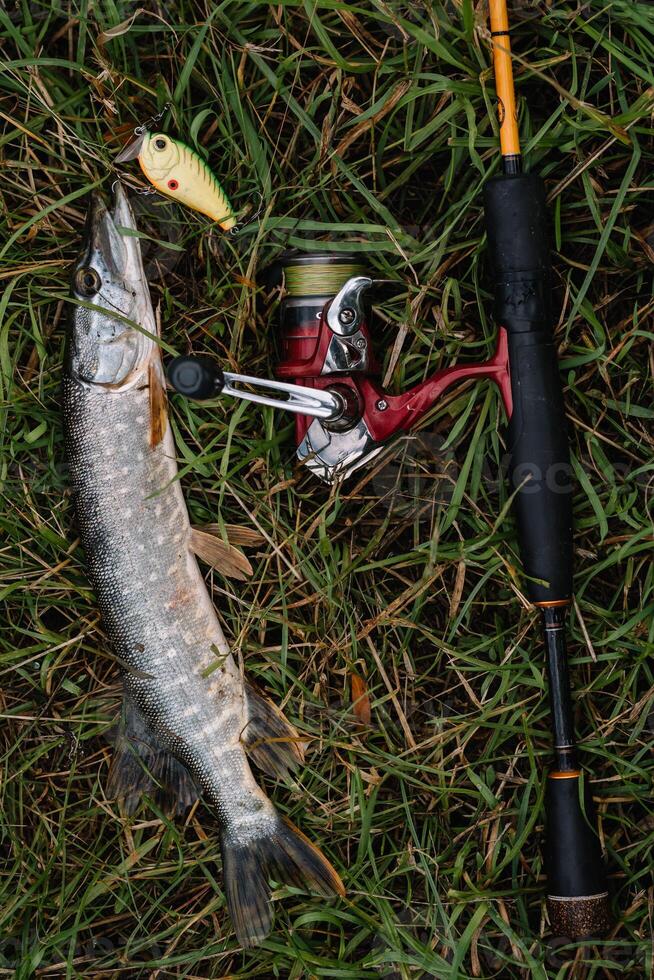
<box><xmin>64</xmin><ymin>186</ymin><xmax>343</xmax><ymax>946</ymax></box>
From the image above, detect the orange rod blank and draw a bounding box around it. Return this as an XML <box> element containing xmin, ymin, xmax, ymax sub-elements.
<box><xmin>489</xmin><ymin>0</ymin><xmax>521</xmax><ymax>161</ymax></box>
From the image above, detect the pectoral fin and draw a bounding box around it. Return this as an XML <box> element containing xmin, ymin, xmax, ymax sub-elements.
<box><xmin>189</xmin><ymin>526</ymin><xmax>253</xmax><ymax>580</ymax></box>
<box><xmin>199</xmin><ymin>523</ymin><xmax>265</xmax><ymax>548</ymax></box>
<box><xmin>148</xmin><ymin>360</ymin><xmax>168</xmax><ymax>448</ymax></box>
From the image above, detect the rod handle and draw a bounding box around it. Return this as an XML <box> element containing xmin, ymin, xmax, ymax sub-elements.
<box><xmin>545</xmin><ymin>772</ymin><xmax>610</xmax><ymax>938</ymax></box>
<box><xmin>484</xmin><ymin>173</ymin><xmax>573</xmax><ymax>602</ymax></box>
<box><xmin>505</xmin><ymin>329</ymin><xmax>573</xmax><ymax>601</ymax></box>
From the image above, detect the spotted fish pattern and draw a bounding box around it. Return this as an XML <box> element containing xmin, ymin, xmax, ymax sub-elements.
<box><xmin>63</xmin><ymin>186</ymin><xmax>343</xmax><ymax>945</ymax></box>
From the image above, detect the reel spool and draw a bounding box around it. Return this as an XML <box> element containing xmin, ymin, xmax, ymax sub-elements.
<box><xmin>274</xmin><ymin>253</ymin><xmax>382</xmax><ymax>478</ymax></box>
<box><xmin>276</xmin><ymin>253</ymin><xmax>373</xmax><ymax>384</ymax></box>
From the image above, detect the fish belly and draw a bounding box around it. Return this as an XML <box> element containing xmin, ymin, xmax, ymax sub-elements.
<box><xmin>63</xmin><ymin>376</ymin><xmax>254</xmax><ymax>807</ymax></box>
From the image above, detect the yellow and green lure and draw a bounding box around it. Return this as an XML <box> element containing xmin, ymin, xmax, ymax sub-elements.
<box><xmin>115</xmin><ymin>131</ymin><xmax>237</xmax><ymax>231</ymax></box>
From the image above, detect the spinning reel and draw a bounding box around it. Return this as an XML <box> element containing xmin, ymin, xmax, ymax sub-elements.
<box><xmin>168</xmin><ymin>253</ymin><xmax>512</xmax><ymax>483</ymax></box>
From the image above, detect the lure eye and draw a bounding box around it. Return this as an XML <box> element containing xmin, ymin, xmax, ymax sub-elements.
<box><xmin>167</xmin><ymin>179</ymin><xmax>179</xmax><ymax>191</ymax></box>
<box><xmin>153</xmin><ymin>137</ymin><xmax>167</xmax><ymax>151</ymax></box>
<box><xmin>75</xmin><ymin>266</ymin><xmax>101</xmax><ymax>297</ymax></box>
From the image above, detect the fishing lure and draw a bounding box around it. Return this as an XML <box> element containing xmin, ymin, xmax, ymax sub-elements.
<box><xmin>116</xmin><ymin>130</ymin><xmax>237</xmax><ymax>231</ymax></box>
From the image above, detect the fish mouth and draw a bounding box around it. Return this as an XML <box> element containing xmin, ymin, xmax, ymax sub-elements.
<box><xmin>80</xmin><ymin>184</ymin><xmax>139</xmax><ymax>280</ymax></box>
<box><xmin>111</xmin><ymin>181</ymin><xmax>138</xmax><ymax>234</ymax></box>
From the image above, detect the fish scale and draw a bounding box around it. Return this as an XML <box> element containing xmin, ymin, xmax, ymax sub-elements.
<box><xmin>64</xmin><ymin>185</ymin><xmax>343</xmax><ymax>946</ymax></box>
<box><xmin>65</xmin><ymin>377</ymin><xmax>244</xmax><ymax>768</ymax></box>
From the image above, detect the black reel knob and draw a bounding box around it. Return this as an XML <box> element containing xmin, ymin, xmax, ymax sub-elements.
<box><xmin>167</xmin><ymin>356</ymin><xmax>224</xmax><ymax>400</ymax></box>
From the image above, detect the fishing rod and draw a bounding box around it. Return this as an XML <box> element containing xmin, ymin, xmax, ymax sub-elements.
<box><xmin>166</xmin><ymin>1</ymin><xmax>610</xmax><ymax>937</ymax></box>
<box><xmin>481</xmin><ymin>0</ymin><xmax>610</xmax><ymax>936</ymax></box>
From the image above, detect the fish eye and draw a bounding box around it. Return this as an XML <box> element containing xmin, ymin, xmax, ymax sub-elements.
<box><xmin>154</xmin><ymin>137</ymin><xmax>167</xmax><ymax>151</ymax></box>
<box><xmin>75</xmin><ymin>266</ymin><xmax>101</xmax><ymax>297</ymax></box>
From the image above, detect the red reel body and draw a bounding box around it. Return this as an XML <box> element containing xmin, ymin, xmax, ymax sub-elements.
<box><xmin>273</xmin><ymin>255</ymin><xmax>512</xmax><ymax>480</ymax></box>
<box><xmin>168</xmin><ymin>252</ymin><xmax>514</xmax><ymax>483</ymax></box>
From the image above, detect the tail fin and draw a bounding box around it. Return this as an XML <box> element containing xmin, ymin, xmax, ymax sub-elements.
<box><xmin>221</xmin><ymin>812</ymin><xmax>344</xmax><ymax>947</ymax></box>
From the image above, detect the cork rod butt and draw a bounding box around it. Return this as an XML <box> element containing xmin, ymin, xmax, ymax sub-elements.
<box><xmin>545</xmin><ymin>771</ymin><xmax>610</xmax><ymax>938</ymax></box>
<box><xmin>547</xmin><ymin>892</ymin><xmax>611</xmax><ymax>939</ymax></box>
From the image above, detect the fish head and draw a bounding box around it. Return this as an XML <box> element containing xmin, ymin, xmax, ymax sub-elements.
<box><xmin>69</xmin><ymin>185</ymin><xmax>156</xmax><ymax>389</ymax></box>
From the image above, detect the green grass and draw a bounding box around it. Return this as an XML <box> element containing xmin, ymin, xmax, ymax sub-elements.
<box><xmin>1</xmin><ymin>1</ymin><xmax>653</xmax><ymax>976</ymax></box>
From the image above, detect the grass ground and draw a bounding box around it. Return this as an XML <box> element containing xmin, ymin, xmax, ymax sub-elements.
<box><xmin>1</xmin><ymin>1</ymin><xmax>653</xmax><ymax>977</ymax></box>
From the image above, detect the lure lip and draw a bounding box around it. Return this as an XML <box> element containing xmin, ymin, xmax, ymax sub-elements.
<box><xmin>114</xmin><ymin>131</ymin><xmax>146</xmax><ymax>164</ymax></box>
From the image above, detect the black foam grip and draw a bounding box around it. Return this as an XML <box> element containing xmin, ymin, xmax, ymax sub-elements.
<box><xmin>545</xmin><ymin>775</ymin><xmax>608</xmax><ymax>899</ymax></box>
<box><xmin>505</xmin><ymin>331</ymin><xmax>573</xmax><ymax>601</ymax></box>
<box><xmin>484</xmin><ymin>173</ymin><xmax>573</xmax><ymax>603</ymax></box>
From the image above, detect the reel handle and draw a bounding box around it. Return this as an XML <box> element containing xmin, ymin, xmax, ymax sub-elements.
<box><xmin>167</xmin><ymin>355</ymin><xmax>345</xmax><ymax>420</ymax></box>
<box><xmin>168</xmin><ymin>355</ymin><xmax>225</xmax><ymax>399</ymax></box>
